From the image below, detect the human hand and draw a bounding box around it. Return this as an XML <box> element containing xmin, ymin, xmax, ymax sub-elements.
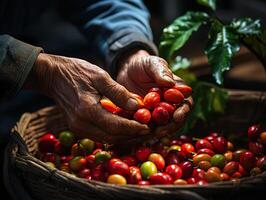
<box><xmin>27</xmin><ymin>53</ymin><xmax>150</xmax><ymax>144</ymax></box>
<box><xmin>116</xmin><ymin>50</ymin><xmax>193</xmax><ymax>138</ymax></box>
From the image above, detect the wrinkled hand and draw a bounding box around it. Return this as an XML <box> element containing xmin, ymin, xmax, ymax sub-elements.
<box><xmin>117</xmin><ymin>50</ymin><xmax>193</xmax><ymax>139</ymax></box>
<box><xmin>28</xmin><ymin>53</ymin><xmax>150</xmax><ymax>144</ymax></box>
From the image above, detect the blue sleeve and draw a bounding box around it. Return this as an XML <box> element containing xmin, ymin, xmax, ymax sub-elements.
<box><xmin>59</xmin><ymin>0</ymin><xmax>157</xmax><ymax>77</ymax></box>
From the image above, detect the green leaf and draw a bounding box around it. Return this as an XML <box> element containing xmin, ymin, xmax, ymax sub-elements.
<box><xmin>205</xmin><ymin>20</ymin><xmax>240</xmax><ymax>85</ymax></box>
<box><xmin>170</xmin><ymin>56</ymin><xmax>191</xmax><ymax>72</ymax></box>
<box><xmin>230</xmin><ymin>18</ymin><xmax>261</xmax><ymax>35</ymax></box>
<box><xmin>159</xmin><ymin>11</ymin><xmax>209</xmax><ymax>61</ymax></box>
<box><xmin>178</xmin><ymin>82</ymin><xmax>228</xmax><ymax>134</ymax></box>
<box><xmin>196</xmin><ymin>0</ymin><xmax>216</xmax><ymax>11</ymax></box>
<box><xmin>242</xmin><ymin>29</ymin><xmax>266</xmax><ymax>67</ymax></box>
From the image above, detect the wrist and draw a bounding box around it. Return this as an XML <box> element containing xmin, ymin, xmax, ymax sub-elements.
<box><xmin>24</xmin><ymin>53</ymin><xmax>53</xmax><ymax>93</ymax></box>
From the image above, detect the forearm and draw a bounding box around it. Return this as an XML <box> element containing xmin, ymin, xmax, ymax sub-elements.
<box><xmin>0</xmin><ymin>34</ymin><xmax>42</xmax><ymax>102</ymax></box>
<box><xmin>59</xmin><ymin>0</ymin><xmax>157</xmax><ymax>77</ymax></box>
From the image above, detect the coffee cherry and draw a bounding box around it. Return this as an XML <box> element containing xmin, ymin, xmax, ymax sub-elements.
<box><xmin>248</xmin><ymin>124</ymin><xmax>261</xmax><ymax>141</ymax></box>
<box><xmin>140</xmin><ymin>161</ymin><xmax>158</xmax><ymax>179</ymax></box>
<box><xmin>205</xmin><ymin>168</ymin><xmax>222</xmax><ymax>182</ymax></box>
<box><xmin>165</xmin><ymin>164</ymin><xmax>183</xmax><ymax>180</ymax></box>
<box><xmin>100</xmin><ymin>98</ymin><xmax>120</xmax><ymax>114</ymax></box>
<box><xmin>210</xmin><ymin>154</ymin><xmax>226</xmax><ymax>169</ymax></box>
<box><xmin>233</xmin><ymin>149</ymin><xmax>247</xmax><ymax>162</ymax></box>
<box><xmin>193</xmin><ymin>154</ymin><xmax>211</xmax><ymax>166</ymax></box>
<box><xmin>195</xmin><ymin>139</ymin><xmax>213</xmax><ymax>150</ymax></box>
<box><xmin>165</xmin><ymin>151</ymin><xmax>186</xmax><ymax>165</ymax></box>
<box><xmin>149</xmin><ymin>172</ymin><xmax>173</xmax><ymax>184</ymax></box>
<box><xmin>174</xmin><ymin>179</ymin><xmax>187</xmax><ymax>185</ymax></box>
<box><xmin>136</xmin><ymin>147</ymin><xmax>152</xmax><ymax>162</ymax></box>
<box><xmin>148</xmin><ymin>153</ymin><xmax>165</xmax><ymax>171</ymax></box>
<box><xmin>157</xmin><ymin>102</ymin><xmax>175</xmax><ymax>117</ymax></box>
<box><xmin>107</xmin><ymin>174</ymin><xmax>127</xmax><ymax>185</ymax></box>
<box><xmin>220</xmin><ymin>173</ymin><xmax>230</xmax><ymax>181</ymax></box>
<box><xmin>69</xmin><ymin>156</ymin><xmax>87</xmax><ymax>172</ymax></box>
<box><xmin>197</xmin><ymin>148</ymin><xmax>215</xmax><ymax>156</ymax></box>
<box><xmin>152</xmin><ymin>106</ymin><xmax>170</xmax><ymax>125</ymax></box>
<box><xmin>248</xmin><ymin>141</ymin><xmax>264</xmax><ymax>156</ymax></box>
<box><xmin>58</xmin><ymin>131</ymin><xmax>75</xmax><ymax>148</ymax></box>
<box><xmin>181</xmin><ymin>143</ymin><xmax>195</xmax><ymax>157</ymax></box>
<box><xmin>260</xmin><ymin>132</ymin><xmax>266</xmax><ymax>145</ymax></box>
<box><xmin>213</xmin><ymin>137</ymin><xmax>227</xmax><ymax>153</ymax></box>
<box><xmin>108</xmin><ymin>159</ymin><xmax>129</xmax><ymax>177</ymax></box>
<box><xmin>239</xmin><ymin>151</ymin><xmax>256</xmax><ymax>170</ymax></box>
<box><xmin>138</xmin><ymin>180</ymin><xmax>150</xmax><ymax>186</ymax></box>
<box><xmin>95</xmin><ymin>151</ymin><xmax>111</xmax><ymax>164</ymax></box>
<box><xmin>163</xmin><ymin>88</ymin><xmax>184</xmax><ymax>104</ymax></box>
<box><xmin>198</xmin><ymin>161</ymin><xmax>212</xmax><ymax>171</ymax></box>
<box><xmin>223</xmin><ymin>161</ymin><xmax>239</xmax><ymax>176</ymax></box>
<box><xmin>134</xmin><ymin>108</ymin><xmax>151</xmax><ymax>124</ymax></box>
<box><xmin>143</xmin><ymin>92</ymin><xmax>161</xmax><ymax>110</ymax></box>
<box><xmin>80</xmin><ymin>138</ymin><xmax>95</xmax><ymax>154</ymax></box>
<box><xmin>38</xmin><ymin>133</ymin><xmax>58</xmax><ymax>153</ymax></box>
<box><xmin>224</xmin><ymin>151</ymin><xmax>233</xmax><ymax>162</ymax></box>
<box><xmin>173</xmin><ymin>84</ymin><xmax>192</xmax><ymax>98</ymax></box>
<box><xmin>186</xmin><ymin>177</ymin><xmax>197</xmax><ymax>184</ymax></box>
<box><xmin>71</xmin><ymin>143</ymin><xmax>87</xmax><ymax>156</ymax></box>
<box><xmin>128</xmin><ymin>166</ymin><xmax>142</xmax><ymax>184</ymax></box>
<box><xmin>79</xmin><ymin>168</ymin><xmax>91</xmax><ymax>178</ymax></box>
<box><xmin>179</xmin><ymin>161</ymin><xmax>193</xmax><ymax>179</ymax></box>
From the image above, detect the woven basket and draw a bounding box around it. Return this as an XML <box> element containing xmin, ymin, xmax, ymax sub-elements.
<box><xmin>4</xmin><ymin>89</ymin><xmax>266</xmax><ymax>200</ymax></box>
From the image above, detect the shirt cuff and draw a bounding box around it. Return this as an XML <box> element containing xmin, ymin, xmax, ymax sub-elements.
<box><xmin>0</xmin><ymin>35</ymin><xmax>43</xmax><ymax>102</ymax></box>
<box><xmin>106</xmin><ymin>29</ymin><xmax>158</xmax><ymax>78</ymax></box>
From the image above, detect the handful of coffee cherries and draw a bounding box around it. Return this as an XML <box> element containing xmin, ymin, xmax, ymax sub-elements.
<box><xmin>100</xmin><ymin>84</ymin><xmax>192</xmax><ymax>126</ymax></box>
<box><xmin>37</xmin><ymin>124</ymin><xmax>266</xmax><ymax>185</ymax></box>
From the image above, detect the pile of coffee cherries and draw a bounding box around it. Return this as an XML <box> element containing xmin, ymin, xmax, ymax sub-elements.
<box><xmin>100</xmin><ymin>84</ymin><xmax>192</xmax><ymax>125</ymax></box>
<box><xmin>36</xmin><ymin>124</ymin><xmax>266</xmax><ymax>185</ymax></box>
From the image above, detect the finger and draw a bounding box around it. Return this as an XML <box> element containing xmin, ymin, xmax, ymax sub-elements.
<box><xmin>93</xmin><ymin>70</ymin><xmax>139</xmax><ymax>110</ymax></box>
<box><xmin>87</xmin><ymin>103</ymin><xmax>151</xmax><ymax>136</ymax></box>
<box><xmin>172</xmin><ymin>102</ymin><xmax>191</xmax><ymax>124</ymax></box>
<box><xmin>68</xmin><ymin>119</ymin><xmax>107</xmax><ymax>143</ymax></box>
<box><xmin>70</xmin><ymin>118</ymin><xmax>149</xmax><ymax>144</ymax></box>
<box><xmin>173</xmin><ymin>74</ymin><xmax>186</xmax><ymax>85</ymax></box>
<box><xmin>144</xmin><ymin>56</ymin><xmax>176</xmax><ymax>87</ymax></box>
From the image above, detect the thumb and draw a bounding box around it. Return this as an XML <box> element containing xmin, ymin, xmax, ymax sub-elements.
<box><xmin>93</xmin><ymin>71</ymin><xmax>139</xmax><ymax>110</ymax></box>
<box><xmin>145</xmin><ymin>56</ymin><xmax>175</xmax><ymax>87</ymax></box>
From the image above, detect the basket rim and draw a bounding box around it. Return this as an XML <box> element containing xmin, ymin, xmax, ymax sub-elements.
<box><xmin>8</xmin><ymin>102</ymin><xmax>266</xmax><ymax>192</ymax></box>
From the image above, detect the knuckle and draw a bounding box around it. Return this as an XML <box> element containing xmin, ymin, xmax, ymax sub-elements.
<box><xmin>96</xmin><ymin>70</ymin><xmax>110</xmax><ymax>82</ymax></box>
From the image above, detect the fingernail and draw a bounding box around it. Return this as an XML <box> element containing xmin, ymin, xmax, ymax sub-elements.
<box><xmin>125</xmin><ymin>98</ymin><xmax>138</xmax><ymax>110</ymax></box>
<box><xmin>163</xmin><ymin>75</ymin><xmax>175</xmax><ymax>84</ymax></box>
<box><xmin>139</xmin><ymin>129</ymin><xmax>150</xmax><ymax>135</ymax></box>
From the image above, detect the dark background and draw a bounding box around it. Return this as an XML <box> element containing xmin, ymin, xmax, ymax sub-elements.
<box><xmin>1</xmin><ymin>0</ymin><xmax>266</xmax><ymax>199</ymax></box>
